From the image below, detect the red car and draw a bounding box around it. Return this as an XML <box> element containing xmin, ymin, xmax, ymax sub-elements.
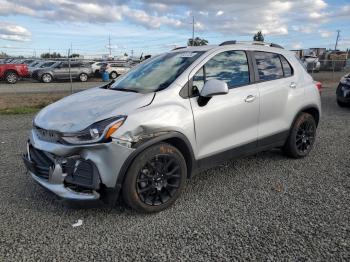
<box><xmin>0</xmin><ymin>64</ymin><xmax>29</xmax><ymax>84</ymax></box>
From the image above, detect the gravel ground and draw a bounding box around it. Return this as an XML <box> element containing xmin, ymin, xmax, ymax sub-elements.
<box><xmin>0</xmin><ymin>89</ymin><xmax>349</xmax><ymax>261</ymax></box>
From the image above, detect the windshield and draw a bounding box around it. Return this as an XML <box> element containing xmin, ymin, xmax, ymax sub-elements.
<box><xmin>110</xmin><ymin>51</ymin><xmax>204</xmax><ymax>93</ymax></box>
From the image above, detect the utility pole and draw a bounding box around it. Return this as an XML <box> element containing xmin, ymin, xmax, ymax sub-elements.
<box><xmin>334</xmin><ymin>30</ymin><xmax>340</xmax><ymax>51</ymax></box>
<box><xmin>192</xmin><ymin>16</ymin><xmax>195</xmax><ymax>46</ymax></box>
<box><xmin>108</xmin><ymin>35</ymin><xmax>112</xmax><ymax>56</ymax></box>
<box><xmin>131</xmin><ymin>49</ymin><xmax>134</xmax><ymax>58</ymax></box>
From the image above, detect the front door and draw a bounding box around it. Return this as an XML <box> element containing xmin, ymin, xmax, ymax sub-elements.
<box><xmin>189</xmin><ymin>50</ymin><xmax>259</xmax><ymax>160</ymax></box>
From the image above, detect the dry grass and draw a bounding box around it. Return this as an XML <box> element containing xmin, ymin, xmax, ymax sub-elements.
<box><xmin>0</xmin><ymin>93</ymin><xmax>68</xmax><ymax>114</ymax></box>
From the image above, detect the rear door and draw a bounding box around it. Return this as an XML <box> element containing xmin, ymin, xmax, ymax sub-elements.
<box><xmin>252</xmin><ymin>51</ymin><xmax>302</xmax><ymax>145</ymax></box>
<box><xmin>189</xmin><ymin>50</ymin><xmax>259</xmax><ymax>159</ymax></box>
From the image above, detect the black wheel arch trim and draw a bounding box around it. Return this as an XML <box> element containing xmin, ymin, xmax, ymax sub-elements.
<box><xmin>291</xmin><ymin>105</ymin><xmax>320</xmax><ymax>129</ymax></box>
<box><xmin>103</xmin><ymin>131</ymin><xmax>196</xmax><ymax>205</ymax></box>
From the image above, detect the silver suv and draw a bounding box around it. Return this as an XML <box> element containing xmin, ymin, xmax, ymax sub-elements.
<box><xmin>23</xmin><ymin>41</ymin><xmax>321</xmax><ymax>212</ymax></box>
<box><xmin>36</xmin><ymin>61</ymin><xmax>93</xmax><ymax>83</ymax></box>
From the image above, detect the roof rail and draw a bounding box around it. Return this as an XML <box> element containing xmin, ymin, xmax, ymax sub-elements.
<box><xmin>219</xmin><ymin>40</ymin><xmax>237</xmax><ymax>46</ymax></box>
<box><xmin>172</xmin><ymin>46</ymin><xmax>187</xmax><ymax>50</ymax></box>
<box><xmin>218</xmin><ymin>40</ymin><xmax>284</xmax><ymax>49</ymax></box>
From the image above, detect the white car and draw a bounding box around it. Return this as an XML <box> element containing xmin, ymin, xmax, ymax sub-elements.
<box><xmin>100</xmin><ymin>62</ymin><xmax>131</xmax><ymax>79</ymax></box>
<box><xmin>90</xmin><ymin>61</ymin><xmax>105</xmax><ymax>75</ymax></box>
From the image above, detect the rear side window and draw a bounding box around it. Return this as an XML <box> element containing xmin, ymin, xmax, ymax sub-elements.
<box><xmin>254</xmin><ymin>52</ymin><xmax>283</xmax><ymax>81</ymax></box>
<box><xmin>280</xmin><ymin>55</ymin><xmax>293</xmax><ymax>77</ymax></box>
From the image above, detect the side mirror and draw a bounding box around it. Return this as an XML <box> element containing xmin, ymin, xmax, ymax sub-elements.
<box><xmin>200</xmin><ymin>79</ymin><xmax>229</xmax><ymax>98</ymax></box>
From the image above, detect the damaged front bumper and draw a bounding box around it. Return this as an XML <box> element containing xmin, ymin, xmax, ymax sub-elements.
<box><xmin>22</xmin><ymin>129</ymin><xmax>135</xmax><ymax>201</ymax></box>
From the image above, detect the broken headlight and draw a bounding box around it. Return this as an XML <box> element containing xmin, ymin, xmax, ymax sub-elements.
<box><xmin>61</xmin><ymin>116</ymin><xmax>126</xmax><ymax>145</ymax></box>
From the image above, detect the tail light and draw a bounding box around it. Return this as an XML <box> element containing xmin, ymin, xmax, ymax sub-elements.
<box><xmin>314</xmin><ymin>81</ymin><xmax>322</xmax><ymax>94</ymax></box>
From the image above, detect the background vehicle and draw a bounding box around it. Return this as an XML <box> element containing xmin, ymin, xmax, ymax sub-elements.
<box><xmin>23</xmin><ymin>41</ymin><xmax>321</xmax><ymax>213</ymax></box>
<box><xmin>0</xmin><ymin>63</ymin><xmax>29</xmax><ymax>83</ymax></box>
<box><xmin>336</xmin><ymin>73</ymin><xmax>350</xmax><ymax>107</ymax></box>
<box><xmin>100</xmin><ymin>62</ymin><xmax>131</xmax><ymax>79</ymax></box>
<box><xmin>30</xmin><ymin>61</ymin><xmax>57</xmax><ymax>76</ymax></box>
<box><xmin>91</xmin><ymin>61</ymin><xmax>105</xmax><ymax>76</ymax></box>
<box><xmin>303</xmin><ymin>55</ymin><xmax>321</xmax><ymax>72</ymax></box>
<box><xmin>35</xmin><ymin>61</ymin><xmax>93</xmax><ymax>83</ymax></box>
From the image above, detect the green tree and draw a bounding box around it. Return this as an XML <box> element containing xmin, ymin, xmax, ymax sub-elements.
<box><xmin>187</xmin><ymin>37</ymin><xmax>209</xmax><ymax>46</ymax></box>
<box><xmin>41</xmin><ymin>52</ymin><xmax>62</xmax><ymax>58</ymax></box>
<box><xmin>0</xmin><ymin>51</ymin><xmax>9</xmax><ymax>58</ymax></box>
<box><xmin>69</xmin><ymin>53</ymin><xmax>80</xmax><ymax>58</ymax></box>
<box><xmin>253</xmin><ymin>31</ymin><xmax>264</xmax><ymax>42</ymax></box>
<box><xmin>124</xmin><ymin>52</ymin><xmax>128</xmax><ymax>57</ymax></box>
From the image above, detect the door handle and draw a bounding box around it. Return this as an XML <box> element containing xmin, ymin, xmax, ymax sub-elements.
<box><xmin>290</xmin><ymin>82</ymin><xmax>297</xmax><ymax>89</ymax></box>
<box><xmin>244</xmin><ymin>95</ymin><xmax>256</xmax><ymax>103</ymax></box>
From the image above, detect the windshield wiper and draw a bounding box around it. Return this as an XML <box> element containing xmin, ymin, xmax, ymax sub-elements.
<box><xmin>113</xmin><ymin>88</ymin><xmax>139</xmax><ymax>93</ymax></box>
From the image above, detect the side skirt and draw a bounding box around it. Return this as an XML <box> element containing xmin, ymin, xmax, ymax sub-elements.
<box><xmin>194</xmin><ymin>130</ymin><xmax>289</xmax><ymax>174</ymax></box>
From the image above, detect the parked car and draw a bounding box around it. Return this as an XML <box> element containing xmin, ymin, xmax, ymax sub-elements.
<box><xmin>23</xmin><ymin>41</ymin><xmax>321</xmax><ymax>212</ymax></box>
<box><xmin>91</xmin><ymin>61</ymin><xmax>105</xmax><ymax>76</ymax></box>
<box><xmin>100</xmin><ymin>62</ymin><xmax>131</xmax><ymax>79</ymax></box>
<box><xmin>302</xmin><ymin>56</ymin><xmax>320</xmax><ymax>72</ymax></box>
<box><xmin>0</xmin><ymin>63</ymin><xmax>29</xmax><ymax>83</ymax></box>
<box><xmin>29</xmin><ymin>61</ymin><xmax>57</xmax><ymax>75</ymax></box>
<box><xmin>35</xmin><ymin>61</ymin><xmax>93</xmax><ymax>83</ymax></box>
<box><xmin>336</xmin><ymin>73</ymin><xmax>350</xmax><ymax>107</ymax></box>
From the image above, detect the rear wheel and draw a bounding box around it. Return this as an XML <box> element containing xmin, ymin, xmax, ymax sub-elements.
<box><xmin>122</xmin><ymin>143</ymin><xmax>187</xmax><ymax>213</ymax></box>
<box><xmin>110</xmin><ymin>71</ymin><xmax>118</xmax><ymax>79</ymax></box>
<box><xmin>79</xmin><ymin>73</ymin><xmax>88</xmax><ymax>82</ymax></box>
<box><xmin>5</xmin><ymin>71</ymin><xmax>18</xmax><ymax>84</ymax></box>
<box><xmin>283</xmin><ymin>113</ymin><xmax>317</xmax><ymax>158</ymax></box>
<box><xmin>41</xmin><ymin>73</ymin><xmax>52</xmax><ymax>83</ymax></box>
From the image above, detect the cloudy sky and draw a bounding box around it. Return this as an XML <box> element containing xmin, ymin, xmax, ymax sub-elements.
<box><xmin>0</xmin><ymin>0</ymin><xmax>349</xmax><ymax>57</ymax></box>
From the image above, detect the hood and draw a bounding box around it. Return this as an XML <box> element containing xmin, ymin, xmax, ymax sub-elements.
<box><xmin>34</xmin><ymin>87</ymin><xmax>155</xmax><ymax>133</ymax></box>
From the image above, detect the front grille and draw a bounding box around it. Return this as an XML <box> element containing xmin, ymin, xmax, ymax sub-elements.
<box><xmin>29</xmin><ymin>146</ymin><xmax>54</xmax><ymax>179</ymax></box>
<box><xmin>34</xmin><ymin>126</ymin><xmax>62</xmax><ymax>143</ymax></box>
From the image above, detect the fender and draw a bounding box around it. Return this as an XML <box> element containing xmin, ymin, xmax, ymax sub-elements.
<box><xmin>102</xmin><ymin>131</ymin><xmax>196</xmax><ymax>205</ymax></box>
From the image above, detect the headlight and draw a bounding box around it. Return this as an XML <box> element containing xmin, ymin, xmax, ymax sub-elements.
<box><xmin>61</xmin><ymin>116</ymin><xmax>126</xmax><ymax>145</ymax></box>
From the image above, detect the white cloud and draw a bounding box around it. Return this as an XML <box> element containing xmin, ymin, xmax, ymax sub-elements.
<box><xmin>216</xmin><ymin>10</ymin><xmax>224</xmax><ymax>16</ymax></box>
<box><xmin>0</xmin><ymin>21</ymin><xmax>31</xmax><ymax>41</ymax></box>
<box><xmin>0</xmin><ymin>0</ymin><xmax>348</xmax><ymax>39</ymax></box>
<box><xmin>319</xmin><ymin>30</ymin><xmax>332</xmax><ymax>38</ymax></box>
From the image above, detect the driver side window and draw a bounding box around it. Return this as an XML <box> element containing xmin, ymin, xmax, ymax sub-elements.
<box><xmin>192</xmin><ymin>50</ymin><xmax>250</xmax><ymax>95</ymax></box>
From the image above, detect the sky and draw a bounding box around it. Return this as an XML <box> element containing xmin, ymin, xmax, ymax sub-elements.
<box><xmin>0</xmin><ymin>0</ymin><xmax>349</xmax><ymax>57</ymax></box>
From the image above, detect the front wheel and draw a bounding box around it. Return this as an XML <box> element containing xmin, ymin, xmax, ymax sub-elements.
<box><xmin>5</xmin><ymin>71</ymin><xmax>18</xmax><ymax>84</ymax></box>
<box><xmin>41</xmin><ymin>73</ymin><xmax>52</xmax><ymax>83</ymax></box>
<box><xmin>283</xmin><ymin>113</ymin><xmax>317</xmax><ymax>158</ymax></box>
<box><xmin>79</xmin><ymin>73</ymin><xmax>88</xmax><ymax>82</ymax></box>
<box><xmin>122</xmin><ymin>143</ymin><xmax>187</xmax><ymax>213</ymax></box>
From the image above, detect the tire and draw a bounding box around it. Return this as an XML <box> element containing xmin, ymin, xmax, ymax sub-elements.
<box><xmin>337</xmin><ymin>99</ymin><xmax>348</xmax><ymax>107</ymax></box>
<box><xmin>79</xmin><ymin>73</ymin><xmax>88</xmax><ymax>82</ymax></box>
<box><xmin>283</xmin><ymin>113</ymin><xmax>317</xmax><ymax>158</ymax></box>
<box><xmin>5</xmin><ymin>71</ymin><xmax>18</xmax><ymax>84</ymax></box>
<box><xmin>41</xmin><ymin>73</ymin><xmax>52</xmax><ymax>83</ymax></box>
<box><xmin>122</xmin><ymin>143</ymin><xmax>187</xmax><ymax>213</ymax></box>
<box><xmin>110</xmin><ymin>71</ymin><xmax>118</xmax><ymax>79</ymax></box>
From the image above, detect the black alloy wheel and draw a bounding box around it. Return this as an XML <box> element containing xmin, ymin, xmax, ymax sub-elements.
<box><xmin>136</xmin><ymin>154</ymin><xmax>181</xmax><ymax>206</ymax></box>
<box><xmin>283</xmin><ymin>112</ymin><xmax>317</xmax><ymax>158</ymax></box>
<box><xmin>295</xmin><ymin>120</ymin><xmax>315</xmax><ymax>155</ymax></box>
<box><xmin>122</xmin><ymin>143</ymin><xmax>186</xmax><ymax>213</ymax></box>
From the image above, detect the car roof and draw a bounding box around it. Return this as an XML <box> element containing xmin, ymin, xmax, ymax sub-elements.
<box><xmin>171</xmin><ymin>42</ymin><xmax>294</xmax><ymax>56</ymax></box>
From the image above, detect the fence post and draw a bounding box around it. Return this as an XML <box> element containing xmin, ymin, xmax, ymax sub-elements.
<box><xmin>67</xmin><ymin>48</ymin><xmax>73</xmax><ymax>94</ymax></box>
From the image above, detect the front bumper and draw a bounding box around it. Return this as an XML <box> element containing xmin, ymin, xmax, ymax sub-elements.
<box><xmin>23</xmin><ymin>129</ymin><xmax>134</xmax><ymax>201</ymax></box>
<box><xmin>336</xmin><ymin>83</ymin><xmax>350</xmax><ymax>103</ymax></box>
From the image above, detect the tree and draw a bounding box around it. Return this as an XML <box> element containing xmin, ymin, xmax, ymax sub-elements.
<box><xmin>0</xmin><ymin>51</ymin><xmax>9</xmax><ymax>58</ymax></box>
<box><xmin>187</xmin><ymin>37</ymin><xmax>208</xmax><ymax>46</ymax></box>
<box><xmin>40</xmin><ymin>52</ymin><xmax>62</xmax><ymax>58</ymax></box>
<box><xmin>69</xmin><ymin>53</ymin><xmax>80</xmax><ymax>58</ymax></box>
<box><xmin>124</xmin><ymin>52</ymin><xmax>128</xmax><ymax>57</ymax></box>
<box><xmin>253</xmin><ymin>31</ymin><xmax>264</xmax><ymax>42</ymax></box>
